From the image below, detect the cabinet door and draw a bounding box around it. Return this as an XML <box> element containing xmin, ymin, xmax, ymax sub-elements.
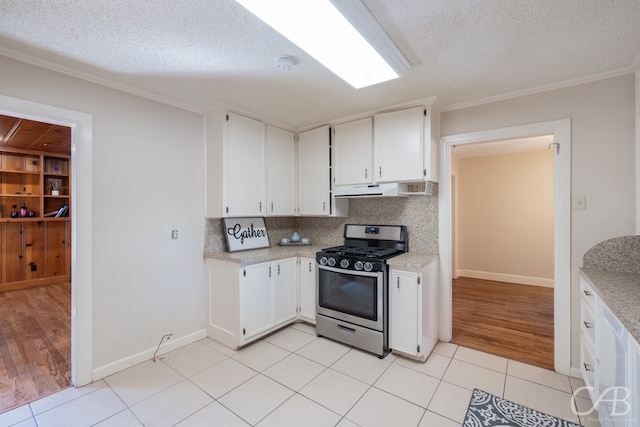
<box><xmin>1</xmin><ymin>222</ymin><xmax>23</xmax><ymax>283</ymax></box>
<box><xmin>374</xmin><ymin>106</ymin><xmax>424</xmax><ymax>183</ymax></box>
<box><xmin>45</xmin><ymin>221</ymin><xmax>70</xmax><ymax>278</ymax></box>
<box><xmin>298</xmin><ymin>126</ymin><xmax>330</xmax><ymax>215</ymax></box>
<box><xmin>24</xmin><ymin>221</ymin><xmax>45</xmax><ymax>281</ymax></box>
<box><xmin>227</xmin><ymin>113</ymin><xmax>265</xmax><ymax>216</ymax></box>
<box><xmin>266</xmin><ymin>125</ymin><xmax>295</xmax><ymax>216</ymax></box>
<box><xmin>298</xmin><ymin>257</ymin><xmax>316</xmax><ymax>323</ymax></box>
<box><xmin>628</xmin><ymin>337</ymin><xmax>640</xmax><ymax>426</ymax></box>
<box><xmin>273</xmin><ymin>258</ymin><xmax>298</xmax><ymax>325</ymax></box>
<box><xmin>596</xmin><ymin>299</ymin><xmax>628</xmax><ymax>426</ymax></box>
<box><xmin>244</xmin><ymin>262</ymin><xmax>273</xmax><ymax>338</ymax></box>
<box><xmin>389</xmin><ymin>269</ymin><xmax>421</xmax><ymax>356</ymax></box>
<box><xmin>333</xmin><ymin>117</ymin><xmax>372</xmax><ymax>186</ymax></box>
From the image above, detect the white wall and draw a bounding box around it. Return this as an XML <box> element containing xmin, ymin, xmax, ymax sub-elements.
<box><xmin>442</xmin><ymin>73</ymin><xmax>636</xmax><ymax>368</ymax></box>
<box><xmin>457</xmin><ymin>149</ymin><xmax>554</xmax><ymax>286</ymax></box>
<box><xmin>0</xmin><ymin>56</ymin><xmax>207</xmax><ymax>377</ymax></box>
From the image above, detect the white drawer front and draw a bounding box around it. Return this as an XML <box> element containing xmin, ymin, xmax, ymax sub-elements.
<box><xmin>580</xmin><ymin>277</ymin><xmax>596</xmax><ymax>311</ymax></box>
<box><xmin>580</xmin><ymin>335</ymin><xmax>597</xmax><ymax>402</ymax></box>
<box><xmin>580</xmin><ymin>300</ymin><xmax>597</xmax><ymax>348</ymax></box>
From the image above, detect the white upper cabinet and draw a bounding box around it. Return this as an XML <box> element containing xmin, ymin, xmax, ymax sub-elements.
<box><xmin>298</xmin><ymin>126</ymin><xmax>331</xmax><ymax>216</ymax></box>
<box><xmin>226</xmin><ymin>113</ymin><xmax>266</xmax><ymax>216</ymax></box>
<box><xmin>331</xmin><ymin>101</ymin><xmax>440</xmax><ymax>187</ymax></box>
<box><xmin>205</xmin><ymin>111</ymin><xmax>267</xmax><ymax>217</ymax></box>
<box><xmin>374</xmin><ymin>106</ymin><xmax>425</xmax><ymax>183</ymax></box>
<box><xmin>266</xmin><ymin>125</ymin><xmax>295</xmax><ymax>216</ymax></box>
<box><xmin>333</xmin><ymin>117</ymin><xmax>373</xmax><ymax>186</ymax></box>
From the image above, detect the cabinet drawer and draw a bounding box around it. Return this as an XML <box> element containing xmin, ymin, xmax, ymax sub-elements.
<box><xmin>580</xmin><ymin>300</ymin><xmax>597</xmax><ymax>348</ymax></box>
<box><xmin>580</xmin><ymin>335</ymin><xmax>597</xmax><ymax>402</ymax></box>
<box><xmin>580</xmin><ymin>276</ymin><xmax>596</xmax><ymax>311</ymax></box>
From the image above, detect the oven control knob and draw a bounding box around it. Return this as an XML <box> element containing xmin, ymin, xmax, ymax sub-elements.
<box><xmin>340</xmin><ymin>259</ymin><xmax>350</xmax><ymax>269</ymax></box>
<box><xmin>327</xmin><ymin>257</ymin><xmax>336</xmax><ymax>267</ymax></box>
<box><xmin>363</xmin><ymin>262</ymin><xmax>374</xmax><ymax>272</ymax></box>
<box><xmin>319</xmin><ymin>256</ymin><xmax>328</xmax><ymax>266</ymax></box>
<box><xmin>354</xmin><ymin>261</ymin><xmax>364</xmax><ymax>270</ymax></box>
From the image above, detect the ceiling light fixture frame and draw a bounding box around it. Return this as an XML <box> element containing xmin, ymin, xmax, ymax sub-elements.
<box><xmin>234</xmin><ymin>0</ymin><xmax>410</xmax><ymax>88</ymax></box>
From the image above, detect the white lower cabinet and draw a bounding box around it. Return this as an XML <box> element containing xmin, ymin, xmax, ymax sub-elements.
<box><xmin>389</xmin><ymin>269</ymin><xmax>420</xmax><ymax>356</ymax></box>
<box><xmin>243</xmin><ymin>262</ymin><xmax>273</xmax><ymax>339</ymax></box>
<box><xmin>389</xmin><ymin>259</ymin><xmax>438</xmax><ymax>362</ymax></box>
<box><xmin>579</xmin><ymin>277</ymin><xmax>598</xmax><ymax>402</ymax></box>
<box><xmin>580</xmin><ymin>272</ymin><xmax>640</xmax><ymax>427</ymax></box>
<box><xmin>207</xmin><ymin>256</ymin><xmax>314</xmax><ymax>349</ymax></box>
<box><xmin>272</xmin><ymin>258</ymin><xmax>298</xmax><ymax>325</ymax></box>
<box><xmin>628</xmin><ymin>337</ymin><xmax>640</xmax><ymax>426</ymax></box>
<box><xmin>298</xmin><ymin>257</ymin><xmax>316</xmax><ymax>324</ymax></box>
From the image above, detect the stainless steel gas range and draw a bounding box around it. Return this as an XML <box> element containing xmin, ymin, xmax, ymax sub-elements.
<box><xmin>315</xmin><ymin>224</ymin><xmax>408</xmax><ymax>358</ymax></box>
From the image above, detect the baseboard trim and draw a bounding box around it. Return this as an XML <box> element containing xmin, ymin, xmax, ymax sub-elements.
<box><xmin>458</xmin><ymin>269</ymin><xmax>554</xmax><ymax>288</ymax></box>
<box><xmin>92</xmin><ymin>329</ymin><xmax>207</xmax><ymax>381</ymax></box>
<box><xmin>569</xmin><ymin>366</ymin><xmax>583</xmax><ymax>379</ymax></box>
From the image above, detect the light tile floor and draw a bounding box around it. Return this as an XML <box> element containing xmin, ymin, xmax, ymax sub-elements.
<box><xmin>0</xmin><ymin>323</ymin><xmax>602</xmax><ymax>427</ymax></box>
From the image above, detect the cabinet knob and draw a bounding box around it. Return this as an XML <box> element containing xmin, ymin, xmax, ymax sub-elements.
<box><xmin>379</xmin><ymin>166</ymin><xmax>382</xmax><ymax>178</ymax></box>
<box><xmin>365</xmin><ymin>168</ymin><xmax>368</xmax><ymax>179</ymax></box>
<box><xmin>583</xmin><ymin>321</ymin><xmax>593</xmax><ymax>329</ymax></box>
<box><xmin>308</xmin><ymin>262</ymin><xmax>312</xmax><ymax>272</ymax></box>
<box><xmin>583</xmin><ymin>362</ymin><xmax>593</xmax><ymax>372</ymax></box>
<box><xmin>271</xmin><ymin>202</ymin><xmax>274</xmax><ymax>212</ymax></box>
<box><xmin>583</xmin><ymin>290</ymin><xmax>592</xmax><ymax>296</ymax></box>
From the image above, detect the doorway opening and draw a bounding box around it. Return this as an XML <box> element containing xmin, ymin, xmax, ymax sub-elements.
<box><xmin>0</xmin><ymin>114</ymin><xmax>72</xmax><ymax>412</ymax></box>
<box><xmin>0</xmin><ymin>94</ymin><xmax>95</xmax><ymax>409</ymax></box>
<box><xmin>439</xmin><ymin>119</ymin><xmax>571</xmax><ymax>375</ymax></box>
<box><xmin>449</xmin><ymin>136</ymin><xmax>555</xmax><ymax>369</ymax></box>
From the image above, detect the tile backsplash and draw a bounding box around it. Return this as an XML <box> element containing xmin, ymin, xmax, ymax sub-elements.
<box><xmin>204</xmin><ymin>192</ymin><xmax>438</xmax><ymax>256</ymax></box>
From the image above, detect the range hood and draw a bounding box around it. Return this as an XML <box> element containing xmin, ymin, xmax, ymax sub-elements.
<box><xmin>334</xmin><ymin>183</ymin><xmax>408</xmax><ymax>198</ymax></box>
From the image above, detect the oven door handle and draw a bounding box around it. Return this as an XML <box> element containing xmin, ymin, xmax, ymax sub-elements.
<box><xmin>317</xmin><ymin>265</ymin><xmax>380</xmax><ymax>277</ymax></box>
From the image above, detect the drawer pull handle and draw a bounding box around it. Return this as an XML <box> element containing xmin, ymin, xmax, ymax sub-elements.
<box><xmin>583</xmin><ymin>290</ymin><xmax>592</xmax><ymax>296</ymax></box>
<box><xmin>337</xmin><ymin>324</ymin><xmax>356</xmax><ymax>333</ymax></box>
<box><xmin>583</xmin><ymin>362</ymin><xmax>593</xmax><ymax>372</ymax></box>
<box><xmin>583</xmin><ymin>321</ymin><xmax>593</xmax><ymax>329</ymax></box>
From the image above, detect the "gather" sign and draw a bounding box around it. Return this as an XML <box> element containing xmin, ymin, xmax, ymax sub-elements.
<box><xmin>223</xmin><ymin>217</ymin><xmax>270</xmax><ymax>252</ymax></box>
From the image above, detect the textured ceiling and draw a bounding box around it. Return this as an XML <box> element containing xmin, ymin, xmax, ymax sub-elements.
<box><xmin>1</xmin><ymin>0</ymin><xmax>639</xmax><ymax>129</ymax></box>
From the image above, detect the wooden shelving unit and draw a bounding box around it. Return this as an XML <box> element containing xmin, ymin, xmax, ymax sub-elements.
<box><xmin>0</xmin><ymin>147</ymin><xmax>71</xmax><ymax>291</ymax></box>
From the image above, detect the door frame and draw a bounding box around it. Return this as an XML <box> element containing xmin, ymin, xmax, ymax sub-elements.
<box><xmin>0</xmin><ymin>95</ymin><xmax>93</xmax><ymax>386</ymax></box>
<box><xmin>439</xmin><ymin>119</ymin><xmax>571</xmax><ymax>375</ymax></box>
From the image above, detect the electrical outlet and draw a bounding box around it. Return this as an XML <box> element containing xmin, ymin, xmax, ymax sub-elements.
<box><xmin>574</xmin><ymin>195</ymin><xmax>586</xmax><ymax>210</ymax></box>
<box><xmin>171</xmin><ymin>230</ymin><xmax>178</xmax><ymax>239</ymax></box>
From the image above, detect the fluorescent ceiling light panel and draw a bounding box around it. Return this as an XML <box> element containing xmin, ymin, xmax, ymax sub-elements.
<box><xmin>235</xmin><ymin>0</ymin><xmax>410</xmax><ymax>88</ymax></box>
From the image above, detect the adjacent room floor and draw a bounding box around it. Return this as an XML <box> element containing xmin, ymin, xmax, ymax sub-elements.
<box><xmin>451</xmin><ymin>277</ymin><xmax>554</xmax><ymax>370</ymax></box>
<box><xmin>0</xmin><ymin>322</ymin><xmax>599</xmax><ymax>427</ymax></box>
<box><xmin>0</xmin><ymin>282</ymin><xmax>71</xmax><ymax>413</ymax></box>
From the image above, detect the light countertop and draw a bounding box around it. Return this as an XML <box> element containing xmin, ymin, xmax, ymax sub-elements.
<box><xmin>205</xmin><ymin>246</ymin><xmax>439</xmax><ymax>269</ymax></box>
<box><xmin>580</xmin><ymin>268</ymin><xmax>640</xmax><ymax>344</ymax></box>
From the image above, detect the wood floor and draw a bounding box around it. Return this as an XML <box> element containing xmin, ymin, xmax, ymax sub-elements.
<box><xmin>0</xmin><ymin>282</ymin><xmax>71</xmax><ymax>413</ymax></box>
<box><xmin>452</xmin><ymin>276</ymin><xmax>554</xmax><ymax>370</ymax></box>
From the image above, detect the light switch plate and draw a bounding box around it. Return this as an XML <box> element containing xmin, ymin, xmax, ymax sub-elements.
<box><xmin>574</xmin><ymin>195</ymin><xmax>586</xmax><ymax>210</ymax></box>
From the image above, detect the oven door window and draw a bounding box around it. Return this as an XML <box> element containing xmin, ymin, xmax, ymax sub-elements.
<box><xmin>318</xmin><ymin>268</ymin><xmax>378</xmax><ymax>321</ymax></box>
